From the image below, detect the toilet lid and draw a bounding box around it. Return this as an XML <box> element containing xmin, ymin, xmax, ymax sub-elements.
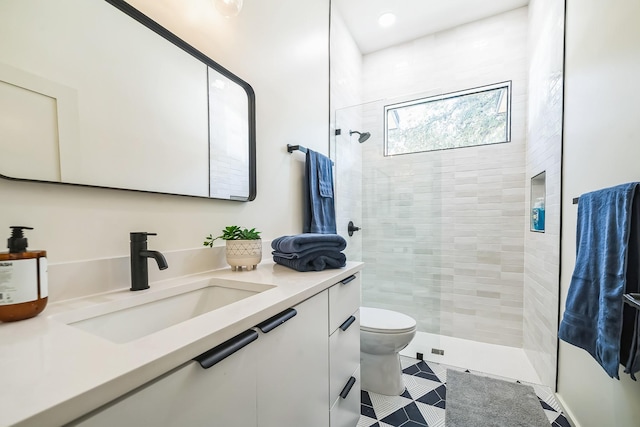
<box><xmin>360</xmin><ymin>307</ymin><xmax>416</xmax><ymax>333</ymax></box>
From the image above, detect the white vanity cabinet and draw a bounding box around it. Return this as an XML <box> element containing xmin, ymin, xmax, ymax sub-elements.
<box><xmin>253</xmin><ymin>274</ymin><xmax>361</xmax><ymax>427</ymax></box>
<box><xmin>65</xmin><ymin>273</ymin><xmax>361</xmax><ymax>427</ymax></box>
<box><xmin>68</xmin><ymin>329</ymin><xmax>259</xmax><ymax>427</ymax></box>
<box><xmin>255</xmin><ymin>289</ymin><xmax>329</xmax><ymax>427</ymax></box>
<box><xmin>328</xmin><ymin>274</ymin><xmax>361</xmax><ymax>427</ymax></box>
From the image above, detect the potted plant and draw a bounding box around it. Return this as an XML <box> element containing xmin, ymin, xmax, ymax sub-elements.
<box><xmin>204</xmin><ymin>226</ymin><xmax>262</xmax><ymax>271</ymax></box>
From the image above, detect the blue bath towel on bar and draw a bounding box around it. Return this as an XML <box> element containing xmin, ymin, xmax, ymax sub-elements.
<box><xmin>303</xmin><ymin>149</ymin><xmax>337</xmax><ymax>234</ymax></box>
<box><xmin>273</xmin><ymin>250</ymin><xmax>346</xmax><ymax>272</ymax></box>
<box><xmin>558</xmin><ymin>182</ymin><xmax>640</xmax><ymax>379</ymax></box>
<box><xmin>271</xmin><ymin>233</ymin><xmax>346</xmax><ymax>254</ymax></box>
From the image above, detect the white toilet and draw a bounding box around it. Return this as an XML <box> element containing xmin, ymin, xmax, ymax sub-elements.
<box><xmin>360</xmin><ymin>307</ymin><xmax>417</xmax><ymax>396</ymax></box>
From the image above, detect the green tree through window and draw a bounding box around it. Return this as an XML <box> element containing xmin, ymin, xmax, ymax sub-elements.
<box><xmin>385</xmin><ymin>82</ymin><xmax>511</xmax><ymax>156</ymax></box>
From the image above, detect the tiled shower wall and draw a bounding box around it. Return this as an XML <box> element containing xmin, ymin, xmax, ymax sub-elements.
<box><xmin>523</xmin><ymin>0</ymin><xmax>564</xmax><ymax>387</ymax></box>
<box><xmin>359</xmin><ymin>8</ymin><xmax>529</xmax><ymax>347</ymax></box>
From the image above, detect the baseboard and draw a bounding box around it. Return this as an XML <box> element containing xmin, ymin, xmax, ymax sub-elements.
<box><xmin>554</xmin><ymin>393</ymin><xmax>580</xmax><ymax>427</ymax></box>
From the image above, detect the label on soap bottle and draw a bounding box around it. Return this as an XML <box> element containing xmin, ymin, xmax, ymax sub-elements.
<box><xmin>39</xmin><ymin>257</ymin><xmax>48</xmax><ymax>299</ymax></box>
<box><xmin>0</xmin><ymin>258</ymin><xmax>40</xmax><ymax>305</ymax></box>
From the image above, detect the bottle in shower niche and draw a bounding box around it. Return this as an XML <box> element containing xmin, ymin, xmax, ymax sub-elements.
<box><xmin>532</xmin><ymin>198</ymin><xmax>545</xmax><ymax>231</ymax></box>
<box><xmin>0</xmin><ymin>226</ymin><xmax>48</xmax><ymax>322</ymax></box>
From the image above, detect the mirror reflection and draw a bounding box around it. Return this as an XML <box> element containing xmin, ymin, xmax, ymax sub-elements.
<box><xmin>0</xmin><ymin>0</ymin><xmax>255</xmax><ymax>201</ymax></box>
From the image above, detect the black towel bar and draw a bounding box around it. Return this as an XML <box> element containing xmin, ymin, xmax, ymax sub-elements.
<box><xmin>287</xmin><ymin>144</ymin><xmax>334</xmax><ymax>165</ymax></box>
<box><xmin>573</xmin><ymin>197</ymin><xmax>579</xmax><ymax>205</ymax></box>
<box><xmin>623</xmin><ymin>293</ymin><xmax>640</xmax><ymax>311</ymax></box>
<box><xmin>287</xmin><ymin>144</ymin><xmax>307</xmax><ymax>154</ymax></box>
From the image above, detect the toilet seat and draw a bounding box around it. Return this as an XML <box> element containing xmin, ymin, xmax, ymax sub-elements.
<box><xmin>360</xmin><ymin>307</ymin><xmax>416</xmax><ymax>334</ymax></box>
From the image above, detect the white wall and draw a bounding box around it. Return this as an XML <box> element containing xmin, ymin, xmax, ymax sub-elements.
<box><xmin>0</xmin><ymin>0</ymin><xmax>329</xmax><ymax>269</ymax></box>
<box><xmin>330</xmin><ymin>10</ymin><xmax>363</xmax><ymax>115</ymax></box>
<box><xmin>559</xmin><ymin>0</ymin><xmax>640</xmax><ymax>425</ymax></box>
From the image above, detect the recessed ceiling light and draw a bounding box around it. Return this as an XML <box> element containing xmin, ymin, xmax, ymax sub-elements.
<box><xmin>378</xmin><ymin>12</ymin><xmax>396</xmax><ymax>28</ymax></box>
<box><xmin>213</xmin><ymin>0</ymin><xmax>243</xmax><ymax>18</ymax></box>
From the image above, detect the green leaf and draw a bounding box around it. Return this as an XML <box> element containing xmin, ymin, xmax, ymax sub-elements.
<box><xmin>204</xmin><ymin>225</ymin><xmax>261</xmax><ymax>245</ymax></box>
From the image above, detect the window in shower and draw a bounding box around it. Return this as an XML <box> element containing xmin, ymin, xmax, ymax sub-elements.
<box><xmin>384</xmin><ymin>81</ymin><xmax>511</xmax><ymax>156</ymax></box>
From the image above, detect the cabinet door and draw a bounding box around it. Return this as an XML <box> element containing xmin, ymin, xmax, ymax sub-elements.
<box><xmin>69</xmin><ymin>330</ymin><xmax>258</xmax><ymax>427</ymax></box>
<box><xmin>256</xmin><ymin>290</ymin><xmax>329</xmax><ymax>427</ymax></box>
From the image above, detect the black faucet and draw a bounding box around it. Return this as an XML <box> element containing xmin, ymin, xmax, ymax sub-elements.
<box><xmin>130</xmin><ymin>232</ymin><xmax>168</xmax><ymax>291</ymax></box>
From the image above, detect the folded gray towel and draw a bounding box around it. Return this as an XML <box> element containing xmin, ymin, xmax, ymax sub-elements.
<box><xmin>272</xmin><ymin>247</ymin><xmax>341</xmax><ymax>260</ymax></box>
<box><xmin>273</xmin><ymin>250</ymin><xmax>346</xmax><ymax>272</ymax></box>
<box><xmin>271</xmin><ymin>233</ymin><xmax>346</xmax><ymax>253</ymax></box>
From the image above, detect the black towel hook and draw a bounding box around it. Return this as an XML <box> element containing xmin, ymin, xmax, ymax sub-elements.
<box><xmin>347</xmin><ymin>221</ymin><xmax>361</xmax><ymax>236</ymax></box>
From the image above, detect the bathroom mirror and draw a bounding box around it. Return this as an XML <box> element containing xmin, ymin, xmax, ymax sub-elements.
<box><xmin>0</xmin><ymin>0</ymin><xmax>256</xmax><ymax>201</ymax></box>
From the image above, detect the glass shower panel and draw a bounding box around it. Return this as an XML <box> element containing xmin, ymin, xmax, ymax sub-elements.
<box><xmin>333</xmin><ymin>101</ymin><xmax>444</xmax><ymax>337</ymax></box>
<box><xmin>334</xmin><ymin>103</ymin><xmax>365</xmax><ymax>263</ymax></box>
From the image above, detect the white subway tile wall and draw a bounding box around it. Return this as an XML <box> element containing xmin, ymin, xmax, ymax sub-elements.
<box><xmin>357</xmin><ymin>8</ymin><xmax>530</xmax><ymax>348</ymax></box>
<box><xmin>523</xmin><ymin>0</ymin><xmax>564</xmax><ymax>388</ymax></box>
<box><xmin>209</xmin><ymin>153</ymin><xmax>250</xmax><ymax>199</ymax></box>
<box><xmin>330</xmin><ymin>5</ymin><xmax>563</xmax><ymax>379</ymax></box>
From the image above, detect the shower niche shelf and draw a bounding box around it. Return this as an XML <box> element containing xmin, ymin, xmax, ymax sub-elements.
<box><xmin>530</xmin><ymin>171</ymin><xmax>546</xmax><ymax>233</ymax></box>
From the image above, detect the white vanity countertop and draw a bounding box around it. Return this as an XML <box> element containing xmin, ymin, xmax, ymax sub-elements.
<box><xmin>0</xmin><ymin>261</ymin><xmax>363</xmax><ymax>427</ymax></box>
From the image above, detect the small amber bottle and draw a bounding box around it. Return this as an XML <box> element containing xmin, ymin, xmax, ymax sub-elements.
<box><xmin>0</xmin><ymin>226</ymin><xmax>48</xmax><ymax>322</ymax></box>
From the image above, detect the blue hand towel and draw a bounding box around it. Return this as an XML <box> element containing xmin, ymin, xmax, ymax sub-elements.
<box><xmin>303</xmin><ymin>149</ymin><xmax>337</xmax><ymax>234</ymax></box>
<box><xmin>558</xmin><ymin>182</ymin><xmax>640</xmax><ymax>379</ymax></box>
<box><xmin>271</xmin><ymin>233</ymin><xmax>346</xmax><ymax>254</ymax></box>
<box><xmin>273</xmin><ymin>250</ymin><xmax>346</xmax><ymax>272</ymax></box>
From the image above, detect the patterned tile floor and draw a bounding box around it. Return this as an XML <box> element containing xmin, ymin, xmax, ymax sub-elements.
<box><xmin>358</xmin><ymin>357</ymin><xmax>571</xmax><ymax>427</ymax></box>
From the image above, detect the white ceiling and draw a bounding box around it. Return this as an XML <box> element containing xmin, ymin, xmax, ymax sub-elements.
<box><xmin>334</xmin><ymin>0</ymin><xmax>530</xmax><ymax>54</ymax></box>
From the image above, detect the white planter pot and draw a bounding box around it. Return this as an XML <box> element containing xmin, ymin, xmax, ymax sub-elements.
<box><xmin>225</xmin><ymin>239</ymin><xmax>262</xmax><ymax>271</ymax></box>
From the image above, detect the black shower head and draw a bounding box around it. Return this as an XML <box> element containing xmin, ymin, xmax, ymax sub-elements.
<box><xmin>349</xmin><ymin>130</ymin><xmax>371</xmax><ymax>143</ymax></box>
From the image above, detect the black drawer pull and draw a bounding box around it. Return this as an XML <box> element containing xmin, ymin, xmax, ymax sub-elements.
<box><xmin>256</xmin><ymin>308</ymin><xmax>297</xmax><ymax>333</ymax></box>
<box><xmin>339</xmin><ymin>376</ymin><xmax>356</xmax><ymax>399</ymax></box>
<box><xmin>340</xmin><ymin>275</ymin><xmax>356</xmax><ymax>285</ymax></box>
<box><xmin>194</xmin><ymin>329</ymin><xmax>258</xmax><ymax>369</ymax></box>
<box><xmin>339</xmin><ymin>315</ymin><xmax>356</xmax><ymax>331</ymax></box>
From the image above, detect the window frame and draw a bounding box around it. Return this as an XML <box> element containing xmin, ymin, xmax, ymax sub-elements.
<box><xmin>383</xmin><ymin>81</ymin><xmax>512</xmax><ymax>156</ymax></box>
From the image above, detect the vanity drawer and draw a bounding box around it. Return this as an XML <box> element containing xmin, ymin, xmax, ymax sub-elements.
<box><xmin>329</xmin><ymin>366</ymin><xmax>360</xmax><ymax>427</ymax></box>
<box><xmin>70</xmin><ymin>331</ymin><xmax>258</xmax><ymax>427</ymax></box>
<box><xmin>329</xmin><ymin>273</ymin><xmax>360</xmax><ymax>333</ymax></box>
<box><xmin>329</xmin><ymin>309</ymin><xmax>360</xmax><ymax>403</ymax></box>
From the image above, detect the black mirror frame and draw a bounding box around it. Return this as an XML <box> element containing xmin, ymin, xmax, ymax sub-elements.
<box><xmin>0</xmin><ymin>0</ymin><xmax>257</xmax><ymax>202</ymax></box>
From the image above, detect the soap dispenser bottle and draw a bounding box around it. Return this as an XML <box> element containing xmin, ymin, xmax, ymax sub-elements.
<box><xmin>0</xmin><ymin>226</ymin><xmax>48</xmax><ymax>322</ymax></box>
<box><xmin>532</xmin><ymin>197</ymin><xmax>546</xmax><ymax>231</ymax></box>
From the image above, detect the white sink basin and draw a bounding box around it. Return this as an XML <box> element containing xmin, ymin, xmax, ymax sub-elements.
<box><xmin>60</xmin><ymin>279</ymin><xmax>274</xmax><ymax>343</ymax></box>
